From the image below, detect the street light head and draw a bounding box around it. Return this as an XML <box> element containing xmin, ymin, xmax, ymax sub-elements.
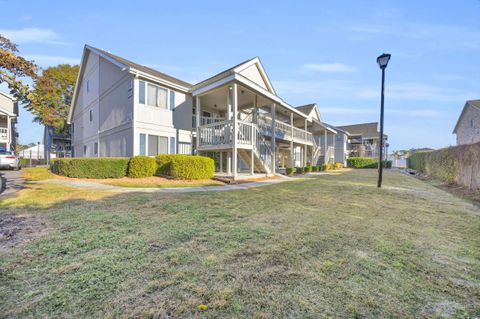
<box><xmin>377</xmin><ymin>53</ymin><xmax>391</xmax><ymax>69</ymax></box>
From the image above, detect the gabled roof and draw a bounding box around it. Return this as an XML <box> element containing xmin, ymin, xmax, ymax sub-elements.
<box><xmin>0</xmin><ymin>90</ymin><xmax>16</xmax><ymax>101</ymax></box>
<box><xmin>190</xmin><ymin>57</ymin><xmax>276</xmax><ymax>94</ymax></box>
<box><xmin>68</xmin><ymin>45</ymin><xmax>193</xmax><ymax>123</ymax></box>
<box><xmin>453</xmin><ymin>100</ymin><xmax>480</xmax><ymax>134</ymax></box>
<box><xmin>337</xmin><ymin>122</ymin><xmax>383</xmax><ymax>139</ymax></box>
<box><xmin>295</xmin><ymin>103</ymin><xmax>322</xmax><ymax>122</ymax></box>
<box><xmin>91</xmin><ymin>46</ymin><xmax>192</xmax><ymax>89</ymax></box>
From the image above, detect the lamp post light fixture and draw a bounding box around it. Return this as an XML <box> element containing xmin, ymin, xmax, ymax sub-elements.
<box><xmin>376</xmin><ymin>53</ymin><xmax>391</xmax><ymax>188</ymax></box>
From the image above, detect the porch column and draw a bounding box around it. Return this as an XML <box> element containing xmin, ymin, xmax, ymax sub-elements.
<box><xmin>324</xmin><ymin>130</ymin><xmax>328</xmax><ymax>164</ymax></box>
<box><xmin>250</xmin><ymin>150</ymin><xmax>254</xmax><ymax>175</ymax></box>
<box><xmin>195</xmin><ymin>96</ymin><xmax>200</xmax><ymax>154</ymax></box>
<box><xmin>290</xmin><ymin>113</ymin><xmax>294</xmax><ymax>168</ymax></box>
<box><xmin>227</xmin><ymin>152</ymin><xmax>231</xmax><ymax>175</ymax></box>
<box><xmin>6</xmin><ymin>115</ymin><xmax>11</xmax><ymax>151</ymax></box>
<box><xmin>304</xmin><ymin>119</ymin><xmax>308</xmax><ymax>165</ymax></box>
<box><xmin>232</xmin><ymin>83</ymin><xmax>238</xmax><ymax>179</ymax></box>
<box><xmin>219</xmin><ymin>151</ymin><xmax>223</xmax><ymax>173</ymax></box>
<box><xmin>271</xmin><ymin>103</ymin><xmax>276</xmax><ymax>174</ymax></box>
<box><xmin>253</xmin><ymin>95</ymin><xmax>258</xmax><ymax>124</ymax></box>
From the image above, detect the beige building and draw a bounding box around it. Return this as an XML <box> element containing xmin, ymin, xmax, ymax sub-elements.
<box><xmin>68</xmin><ymin>45</ymin><xmax>340</xmax><ymax>178</ymax></box>
<box><xmin>453</xmin><ymin>100</ymin><xmax>480</xmax><ymax>145</ymax></box>
<box><xmin>0</xmin><ymin>91</ymin><xmax>18</xmax><ymax>151</ymax></box>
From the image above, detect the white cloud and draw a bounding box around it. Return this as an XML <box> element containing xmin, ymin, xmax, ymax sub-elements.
<box><xmin>356</xmin><ymin>83</ymin><xmax>479</xmax><ymax>102</ymax></box>
<box><xmin>24</xmin><ymin>55</ymin><xmax>79</xmax><ymax>67</ymax></box>
<box><xmin>303</xmin><ymin>63</ymin><xmax>356</xmax><ymax>73</ymax></box>
<box><xmin>0</xmin><ymin>27</ymin><xmax>65</xmax><ymax>44</ymax></box>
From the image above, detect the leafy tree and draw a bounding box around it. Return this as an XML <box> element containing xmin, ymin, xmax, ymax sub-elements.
<box><xmin>0</xmin><ymin>35</ymin><xmax>38</xmax><ymax>103</ymax></box>
<box><xmin>26</xmin><ymin>64</ymin><xmax>79</xmax><ymax>131</ymax></box>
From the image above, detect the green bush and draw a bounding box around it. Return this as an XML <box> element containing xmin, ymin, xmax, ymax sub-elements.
<box><xmin>127</xmin><ymin>156</ymin><xmax>157</xmax><ymax>178</ymax></box>
<box><xmin>320</xmin><ymin>164</ymin><xmax>329</xmax><ymax>171</ymax></box>
<box><xmin>155</xmin><ymin>154</ymin><xmax>214</xmax><ymax>180</ymax></box>
<box><xmin>311</xmin><ymin>165</ymin><xmax>319</xmax><ymax>172</ymax></box>
<box><xmin>155</xmin><ymin>154</ymin><xmax>178</xmax><ymax>176</ymax></box>
<box><xmin>305</xmin><ymin>165</ymin><xmax>313</xmax><ymax>173</ymax></box>
<box><xmin>406</xmin><ymin>151</ymin><xmax>430</xmax><ymax>173</ymax></box>
<box><xmin>50</xmin><ymin>157</ymin><xmax>130</xmax><ymax>178</ymax></box>
<box><xmin>334</xmin><ymin>162</ymin><xmax>344</xmax><ymax>170</ymax></box>
<box><xmin>296</xmin><ymin>167</ymin><xmax>304</xmax><ymax>174</ymax></box>
<box><xmin>347</xmin><ymin>157</ymin><xmax>392</xmax><ymax>169</ymax></box>
<box><xmin>286</xmin><ymin>167</ymin><xmax>295</xmax><ymax>176</ymax></box>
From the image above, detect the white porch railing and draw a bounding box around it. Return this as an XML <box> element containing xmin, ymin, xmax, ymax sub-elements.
<box><xmin>237</xmin><ymin>121</ymin><xmax>254</xmax><ymax>145</ymax></box>
<box><xmin>198</xmin><ymin>120</ymin><xmax>232</xmax><ymax>146</ymax></box>
<box><xmin>257</xmin><ymin>114</ymin><xmax>312</xmax><ymax>145</ymax></box>
<box><xmin>192</xmin><ymin>115</ymin><xmax>226</xmax><ymax>128</ymax></box>
<box><xmin>0</xmin><ymin>128</ymin><xmax>8</xmax><ymax>142</ymax></box>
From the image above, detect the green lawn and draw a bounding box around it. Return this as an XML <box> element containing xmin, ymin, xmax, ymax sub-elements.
<box><xmin>1</xmin><ymin>170</ymin><xmax>479</xmax><ymax>318</ymax></box>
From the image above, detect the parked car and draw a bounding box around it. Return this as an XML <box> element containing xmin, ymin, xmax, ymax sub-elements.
<box><xmin>0</xmin><ymin>150</ymin><xmax>21</xmax><ymax>170</ymax></box>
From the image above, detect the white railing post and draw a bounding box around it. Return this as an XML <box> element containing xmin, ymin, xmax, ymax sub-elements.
<box><xmin>232</xmin><ymin>84</ymin><xmax>238</xmax><ymax>179</ymax></box>
<box><xmin>195</xmin><ymin>96</ymin><xmax>200</xmax><ymax>154</ymax></box>
<box><xmin>271</xmin><ymin>103</ymin><xmax>276</xmax><ymax>174</ymax></box>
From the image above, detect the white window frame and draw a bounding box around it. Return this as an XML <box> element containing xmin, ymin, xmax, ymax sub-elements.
<box><xmin>140</xmin><ymin>80</ymin><xmax>171</xmax><ymax>110</ymax></box>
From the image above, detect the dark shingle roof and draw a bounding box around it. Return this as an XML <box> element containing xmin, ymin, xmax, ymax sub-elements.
<box><xmin>337</xmin><ymin>122</ymin><xmax>383</xmax><ymax>138</ymax></box>
<box><xmin>91</xmin><ymin>46</ymin><xmax>193</xmax><ymax>88</ymax></box>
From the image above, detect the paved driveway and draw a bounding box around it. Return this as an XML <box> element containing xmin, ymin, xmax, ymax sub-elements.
<box><xmin>0</xmin><ymin>170</ymin><xmax>24</xmax><ymax>197</ymax></box>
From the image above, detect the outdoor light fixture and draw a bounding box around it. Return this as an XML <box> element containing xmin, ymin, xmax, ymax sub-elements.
<box><xmin>376</xmin><ymin>53</ymin><xmax>391</xmax><ymax>188</ymax></box>
<box><xmin>377</xmin><ymin>53</ymin><xmax>391</xmax><ymax>69</ymax></box>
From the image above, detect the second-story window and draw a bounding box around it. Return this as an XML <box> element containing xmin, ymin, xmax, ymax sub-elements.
<box><xmin>86</xmin><ymin>80</ymin><xmax>90</xmax><ymax>92</ymax></box>
<box><xmin>147</xmin><ymin>84</ymin><xmax>168</xmax><ymax>109</ymax></box>
<box><xmin>139</xmin><ymin>81</ymin><xmax>146</xmax><ymax>104</ymax></box>
<box><xmin>89</xmin><ymin>110</ymin><xmax>93</xmax><ymax>122</ymax></box>
<box><xmin>170</xmin><ymin>90</ymin><xmax>175</xmax><ymax>110</ymax></box>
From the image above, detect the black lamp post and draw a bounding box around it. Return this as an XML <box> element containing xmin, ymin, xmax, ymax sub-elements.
<box><xmin>376</xmin><ymin>53</ymin><xmax>391</xmax><ymax>188</ymax></box>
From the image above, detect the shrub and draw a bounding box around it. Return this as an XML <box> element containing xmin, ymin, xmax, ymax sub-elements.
<box><xmin>406</xmin><ymin>151</ymin><xmax>430</xmax><ymax>173</ymax></box>
<box><xmin>347</xmin><ymin>157</ymin><xmax>392</xmax><ymax>169</ymax></box>
<box><xmin>169</xmin><ymin>155</ymin><xmax>215</xmax><ymax>180</ymax></box>
<box><xmin>50</xmin><ymin>157</ymin><xmax>130</xmax><ymax>178</ymax></box>
<box><xmin>305</xmin><ymin>165</ymin><xmax>313</xmax><ymax>173</ymax></box>
<box><xmin>311</xmin><ymin>165</ymin><xmax>319</xmax><ymax>172</ymax></box>
<box><xmin>334</xmin><ymin>162</ymin><xmax>343</xmax><ymax>170</ymax></box>
<box><xmin>155</xmin><ymin>154</ymin><xmax>178</xmax><ymax>176</ymax></box>
<box><xmin>320</xmin><ymin>164</ymin><xmax>329</xmax><ymax>171</ymax></box>
<box><xmin>296</xmin><ymin>167</ymin><xmax>304</xmax><ymax>174</ymax></box>
<box><xmin>286</xmin><ymin>167</ymin><xmax>295</xmax><ymax>176</ymax></box>
<box><xmin>155</xmin><ymin>154</ymin><xmax>214</xmax><ymax>180</ymax></box>
<box><xmin>128</xmin><ymin>156</ymin><xmax>157</xmax><ymax>178</ymax></box>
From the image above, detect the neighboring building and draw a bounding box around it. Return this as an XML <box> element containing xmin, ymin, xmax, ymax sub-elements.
<box><xmin>336</xmin><ymin>122</ymin><xmax>389</xmax><ymax>159</ymax></box>
<box><xmin>19</xmin><ymin>143</ymin><xmax>44</xmax><ymax>159</ymax></box>
<box><xmin>43</xmin><ymin>126</ymin><xmax>72</xmax><ymax>161</ymax></box>
<box><xmin>453</xmin><ymin>100</ymin><xmax>480</xmax><ymax>145</ymax></box>
<box><xmin>68</xmin><ymin>45</ymin><xmax>338</xmax><ymax>178</ymax></box>
<box><xmin>0</xmin><ymin>91</ymin><xmax>19</xmax><ymax>152</ymax></box>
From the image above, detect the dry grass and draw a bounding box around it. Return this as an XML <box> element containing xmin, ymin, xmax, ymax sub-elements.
<box><xmin>1</xmin><ymin>170</ymin><xmax>479</xmax><ymax>318</ymax></box>
<box><xmin>21</xmin><ymin>167</ymin><xmax>224</xmax><ymax>188</ymax></box>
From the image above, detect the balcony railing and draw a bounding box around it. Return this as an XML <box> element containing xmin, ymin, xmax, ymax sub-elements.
<box><xmin>198</xmin><ymin>120</ymin><xmax>232</xmax><ymax>146</ymax></box>
<box><xmin>257</xmin><ymin>114</ymin><xmax>312</xmax><ymax>145</ymax></box>
<box><xmin>192</xmin><ymin>115</ymin><xmax>226</xmax><ymax>128</ymax></box>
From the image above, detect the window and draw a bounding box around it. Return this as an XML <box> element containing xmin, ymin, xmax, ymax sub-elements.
<box><xmin>169</xmin><ymin>136</ymin><xmax>176</xmax><ymax>154</ymax></box>
<box><xmin>471</xmin><ymin>119</ymin><xmax>474</xmax><ymax>128</ymax></box>
<box><xmin>159</xmin><ymin>136</ymin><xmax>168</xmax><ymax>154</ymax></box>
<box><xmin>139</xmin><ymin>81</ymin><xmax>145</xmax><ymax>104</ymax></box>
<box><xmin>147</xmin><ymin>83</ymin><xmax>168</xmax><ymax>109</ymax></box>
<box><xmin>127</xmin><ymin>80</ymin><xmax>133</xmax><ymax>98</ymax></box>
<box><xmin>83</xmin><ymin>145</ymin><xmax>87</xmax><ymax>156</ymax></box>
<box><xmin>170</xmin><ymin>90</ymin><xmax>175</xmax><ymax>110</ymax></box>
<box><xmin>148</xmin><ymin>135</ymin><xmax>158</xmax><ymax>156</ymax></box>
<box><xmin>86</xmin><ymin>80</ymin><xmax>90</xmax><ymax>92</ymax></box>
<box><xmin>139</xmin><ymin>134</ymin><xmax>146</xmax><ymax>155</ymax></box>
<box><xmin>89</xmin><ymin>110</ymin><xmax>93</xmax><ymax>122</ymax></box>
<box><xmin>94</xmin><ymin>142</ymin><xmax>98</xmax><ymax>155</ymax></box>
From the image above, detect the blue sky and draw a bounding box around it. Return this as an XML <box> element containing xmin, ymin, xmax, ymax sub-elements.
<box><xmin>1</xmin><ymin>0</ymin><xmax>479</xmax><ymax>150</ymax></box>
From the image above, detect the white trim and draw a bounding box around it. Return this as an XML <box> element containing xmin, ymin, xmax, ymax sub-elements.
<box><xmin>0</xmin><ymin>108</ymin><xmax>17</xmax><ymax>117</ymax></box>
<box><xmin>233</xmin><ymin>57</ymin><xmax>276</xmax><ymax>94</ymax></box>
<box><xmin>0</xmin><ymin>91</ymin><xmax>16</xmax><ymax>101</ymax></box>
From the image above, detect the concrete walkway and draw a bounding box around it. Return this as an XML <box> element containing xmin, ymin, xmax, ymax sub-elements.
<box><xmin>0</xmin><ymin>170</ymin><xmax>24</xmax><ymax>198</ymax></box>
<box><xmin>32</xmin><ymin>172</ymin><xmax>334</xmax><ymax>193</ymax></box>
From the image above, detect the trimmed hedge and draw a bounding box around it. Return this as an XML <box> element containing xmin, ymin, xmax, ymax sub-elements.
<box><xmin>407</xmin><ymin>149</ymin><xmax>455</xmax><ymax>184</ymax></box>
<box><xmin>286</xmin><ymin>167</ymin><xmax>295</xmax><ymax>176</ymax></box>
<box><xmin>128</xmin><ymin>156</ymin><xmax>157</xmax><ymax>178</ymax></box>
<box><xmin>320</xmin><ymin>163</ymin><xmax>329</xmax><ymax>171</ymax></box>
<box><xmin>305</xmin><ymin>165</ymin><xmax>313</xmax><ymax>173</ymax></box>
<box><xmin>312</xmin><ymin>165</ymin><xmax>319</xmax><ymax>172</ymax></box>
<box><xmin>50</xmin><ymin>157</ymin><xmax>130</xmax><ymax>178</ymax></box>
<box><xmin>347</xmin><ymin>157</ymin><xmax>392</xmax><ymax>169</ymax></box>
<box><xmin>156</xmin><ymin>154</ymin><xmax>214</xmax><ymax>180</ymax></box>
<box><xmin>296</xmin><ymin>167</ymin><xmax>304</xmax><ymax>174</ymax></box>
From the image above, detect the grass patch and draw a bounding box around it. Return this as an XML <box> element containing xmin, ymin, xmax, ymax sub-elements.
<box><xmin>22</xmin><ymin>167</ymin><xmax>57</xmax><ymax>181</ymax></box>
<box><xmin>0</xmin><ymin>170</ymin><xmax>479</xmax><ymax>318</ymax></box>
<box><xmin>99</xmin><ymin>176</ymin><xmax>224</xmax><ymax>188</ymax></box>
